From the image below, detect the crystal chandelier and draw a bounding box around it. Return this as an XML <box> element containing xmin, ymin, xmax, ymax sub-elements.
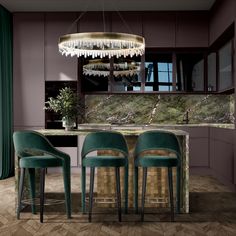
<box><xmin>58</xmin><ymin>32</ymin><xmax>145</xmax><ymax>59</ymax></box>
<box><xmin>83</xmin><ymin>60</ymin><xmax>140</xmax><ymax>77</ymax></box>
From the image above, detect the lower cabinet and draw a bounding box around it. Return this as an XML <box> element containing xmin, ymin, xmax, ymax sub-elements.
<box><xmin>209</xmin><ymin>127</ymin><xmax>234</xmax><ymax>186</ymax></box>
<box><xmin>180</xmin><ymin>127</ymin><xmax>209</xmax><ymax>168</ymax></box>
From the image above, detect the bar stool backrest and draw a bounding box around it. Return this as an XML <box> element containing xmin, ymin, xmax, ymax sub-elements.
<box><xmin>13</xmin><ymin>131</ymin><xmax>67</xmax><ymax>160</ymax></box>
<box><xmin>81</xmin><ymin>131</ymin><xmax>129</xmax><ymax>159</ymax></box>
<box><xmin>134</xmin><ymin>130</ymin><xmax>181</xmax><ymax>159</ymax></box>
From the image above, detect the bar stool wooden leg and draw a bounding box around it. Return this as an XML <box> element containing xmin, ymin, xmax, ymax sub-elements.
<box><xmin>89</xmin><ymin>167</ymin><xmax>95</xmax><ymax>222</ymax></box>
<box><xmin>81</xmin><ymin>166</ymin><xmax>86</xmax><ymax>214</ymax></box>
<box><xmin>40</xmin><ymin>168</ymin><xmax>46</xmax><ymax>223</ymax></box>
<box><xmin>28</xmin><ymin>168</ymin><xmax>36</xmax><ymax>214</ymax></box>
<box><xmin>134</xmin><ymin>166</ymin><xmax>139</xmax><ymax>214</ymax></box>
<box><xmin>17</xmin><ymin>168</ymin><xmax>25</xmax><ymax>220</ymax></box>
<box><xmin>124</xmin><ymin>165</ymin><xmax>129</xmax><ymax>214</ymax></box>
<box><xmin>141</xmin><ymin>167</ymin><xmax>147</xmax><ymax>222</ymax></box>
<box><xmin>115</xmin><ymin>167</ymin><xmax>122</xmax><ymax>222</ymax></box>
<box><xmin>168</xmin><ymin>167</ymin><xmax>174</xmax><ymax>222</ymax></box>
<box><xmin>176</xmin><ymin>165</ymin><xmax>181</xmax><ymax>214</ymax></box>
<box><xmin>62</xmin><ymin>164</ymin><xmax>71</xmax><ymax>219</ymax></box>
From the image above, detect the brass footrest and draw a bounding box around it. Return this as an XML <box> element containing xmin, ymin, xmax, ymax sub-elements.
<box><xmin>85</xmin><ymin>197</ymin><xmax>117</xmax><ymax>204</ymax></box>
<box><xmin>145</xmin><ymin>197</ymin><xmax>168</xmax><ymax>204</ymax></box>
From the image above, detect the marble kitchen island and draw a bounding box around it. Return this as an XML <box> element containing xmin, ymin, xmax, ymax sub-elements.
<box><xmin>15</xmin><ymin>125</ymin><xmax>189</xmax><ymax>213</ymax></box>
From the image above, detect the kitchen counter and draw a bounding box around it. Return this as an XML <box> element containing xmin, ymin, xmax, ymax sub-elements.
<box><xmin>36</xmin><ymin>123</ymin><xmax>234</xmax><ymax>136</ymax></box>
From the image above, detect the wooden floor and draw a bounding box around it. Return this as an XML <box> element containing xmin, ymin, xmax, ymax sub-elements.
<box><xmin>0</xmin><ymin>174</ymin><xmax>236</xmax><ymax>235</ymax></box>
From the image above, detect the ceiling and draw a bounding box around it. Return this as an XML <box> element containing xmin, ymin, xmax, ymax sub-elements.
<box><xmin>0</xmin><ymin>0</ymin><xmax>216</xmax><ymax>12</ymax></box>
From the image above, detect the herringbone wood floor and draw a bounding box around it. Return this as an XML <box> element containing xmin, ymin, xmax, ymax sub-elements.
<box><xmin>0</xmin><ymin>174</ymin><xmax>236</xmax><ymax>235</ymax></box>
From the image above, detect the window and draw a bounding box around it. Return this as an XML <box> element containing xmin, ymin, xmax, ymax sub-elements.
<box><xmin>157</xmin><ymin>62</ymin><xmax>173</xmax><ymax>91</ymax></box>
<box><xmin>144</xmin><ymin>53</ymin><xmax>173</xmax><ymax>92</ymax></box>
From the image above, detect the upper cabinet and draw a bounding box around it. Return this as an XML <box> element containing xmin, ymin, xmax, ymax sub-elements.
<box><xmin>175</xmin><ymin>12</ymin><xmax>209</xmax><ymax>48</ymax></box>
<box><xmin>142</xmin><ymin>12</ymin><xmax>208</xmax><ymax>48</ymax></box>
<box><xmin>218</xmin><ymin>40</ymin><xmax>234</xmax><ymax>91</ymax></box>
<box><xmin>45</xmin><ymin>13</ymin><xmax>77</xmax><ymax>81</ymax></box>
<box><xmin>176</xmin><ymin>52</ymin><xmax>205</xmax><ymax>92</ymax></box>
<box><xmin>142</xmin><ymin>12</ymin><xmax>175</xmax><ymax>48</ymax></box>
<box><xmin>207</xmin><ymin>53</ymin><xmax>217</xmax><ymax>92</ymax></box>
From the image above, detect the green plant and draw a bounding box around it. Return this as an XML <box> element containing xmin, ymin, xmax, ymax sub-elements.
<box><xmin>45</xmin><ymin>87</ymin><xmax>79</xmax><ymax>121</ymax></box>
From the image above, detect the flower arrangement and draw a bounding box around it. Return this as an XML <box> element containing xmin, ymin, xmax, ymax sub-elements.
<box><xmin>45</xmin><ymin>87</ymin><xmax>79</xmax><ymax>130</ymax></box>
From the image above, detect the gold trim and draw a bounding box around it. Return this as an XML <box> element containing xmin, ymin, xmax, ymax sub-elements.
<box><xmin>59</xmin><ymin>32</ymin><xmax>145</xmax><ymax>45</ymax></box>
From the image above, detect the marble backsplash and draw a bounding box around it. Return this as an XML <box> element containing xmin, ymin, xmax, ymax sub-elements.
<box><xmin>84</xmin><ymin>94</ymin><xmax>234</xmax><ymax>125</ymax></box>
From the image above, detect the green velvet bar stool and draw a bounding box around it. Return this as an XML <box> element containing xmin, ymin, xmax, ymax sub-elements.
<box><xmin>134</xmin><ymin>130</ymin><xmax>181</xmax><ymax>222</ymax></box>
<box><xmin>13</xmin><ymin>131</ymin><xmax>71</xmax><ymax>223</ymax></box>
<box><xmin>81</xmin><ymin>131</ymin><xmax>129</xmax><ymax>222</ymax></box>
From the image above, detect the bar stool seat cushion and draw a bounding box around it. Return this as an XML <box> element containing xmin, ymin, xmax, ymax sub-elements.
<box><xmin>83</xmin><ymin>156</ymin><xmax>126</xmax><ymax>167</ymax></box>
<box><xmin>20</xmin><ymin>156</ymin><xmax>62</xmax><ymax>168</ymax></box>
<box><xmin>136</xmin><ymin>156</ymin><xmax>178</xmax><ymax>167</ymax></box>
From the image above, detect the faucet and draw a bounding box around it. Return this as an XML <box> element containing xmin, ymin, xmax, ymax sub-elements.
<box><xmin>182</xmin><ymin>110</ymin><xmax>189</xmax><ymax>124</ymax></box>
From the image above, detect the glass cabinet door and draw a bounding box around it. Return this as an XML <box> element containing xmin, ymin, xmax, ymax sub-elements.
<box><xmin>218</xmin><ymin>40</ymin><xmax>233</xmax><ymax>91</ymax></box>
<box><xmin>176</xmin><ymin>53</ymin><xmax>205</xmax><ymax>92</ymax></box>
<box><xmin>207</xmin><ymin>53</ymin><xmax>217</xmax><ymax>92</ymax></box>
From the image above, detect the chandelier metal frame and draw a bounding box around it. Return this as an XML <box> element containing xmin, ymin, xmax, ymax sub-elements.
<box><xmin>58</xmin><ymin>32</ymin><xmax>145</xmax><ymax>59</ymax></box>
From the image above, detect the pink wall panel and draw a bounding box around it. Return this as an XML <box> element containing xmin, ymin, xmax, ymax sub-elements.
<box><xmin>13</xmin><ymin>13</ymin><xmax>45</xmax><ymax>127</ymax></box>
<box><xmin>209</xmin><ymin>0</ymin><xmax>236</xmax><ymax>45</ymax></box>
<box><xmin>45</xmin><ymin>13</ymin><xmax>78</xmax><ymax>81</ymax></box>
<box><xmin>176</xmin><ymin>12</ymin><xmax>209</xmax><ymax>47</ymax></box>
<box><xmin>142</xmin><ymin>12</ymin><xmax>175</xmax><ymax>47</ymax></box>
<box><xmin>79</xmin><ymin>12</ymin><xmax>111</xmax><ymax>32</ymax></box>
<box><xmin>111</xmin><ymin>12</ymin><xmax>142</xmax><ymax>36</ymax></box>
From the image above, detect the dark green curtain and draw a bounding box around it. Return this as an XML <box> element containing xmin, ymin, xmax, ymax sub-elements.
<box><xmin>0</xmin><ymin>5</ymin><xmax>13</xmax><ymax>179</ymax></box>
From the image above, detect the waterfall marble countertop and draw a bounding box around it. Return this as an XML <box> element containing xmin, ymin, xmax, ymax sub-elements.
<box><xmin>36</xmin><ymin>123</ymin><xmax>234</xmax><ymax>136</ymax></box>
<box><xmin>36</xmin><ymin>128</ymin><xmax>188</xmax><ymax>136</ymax></box>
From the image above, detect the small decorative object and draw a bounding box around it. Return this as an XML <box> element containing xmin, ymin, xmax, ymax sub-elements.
<box><xmin>45</xmin><ymin>87</ymin><xmax>79</xmax><ymax>131</ymax></box>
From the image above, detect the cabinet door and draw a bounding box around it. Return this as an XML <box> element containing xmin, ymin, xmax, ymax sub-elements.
<box><xmin>218</xmin><ymin>40</ymin><xmax>233</xmax><ymax>91</ymax></box>
<box><xmin>209</xmin><ymin>128</ymin><xmax>234</xmax><ymax>183</ymax></box>
<box><xmin>45</xmin><ymin>13</ymin><xmax>77</xmax><ymax>81</ymax></box>
<box><xmin>13</xmin><ymin>13</ymin><xmax>45</xmax><ymax>127</ymax></box>
<box><xmin>181</xmin><ymin>127</ymin><xmax>209</xmax><ymax>167</ymax></box>
<box><xmin>143</xmin><ymin>12</ymin><xmax>175</xmax><ymax>48</ymax></box>
<box><xmin>189</xmin><ymin>138</ymin><xmax>209</xmax><ymax>167</ymax></box>
<box><xmin>176</xmin><ymin>12</ymin><xmax>208</xmax><ymax>47</ymax></box>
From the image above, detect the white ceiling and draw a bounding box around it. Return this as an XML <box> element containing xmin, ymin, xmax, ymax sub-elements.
<box><xmin>0</xmin><ymin>0</ymin><xmax>216</xmax><ymax>12</ymax></box>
